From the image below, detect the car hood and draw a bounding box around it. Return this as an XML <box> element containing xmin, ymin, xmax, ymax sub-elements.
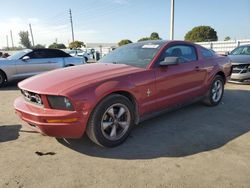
<box><xmin>0</xmin><ymin>58</ymin><xmax>10</xmax><ymax>62</ymax></box>
<box><xmin>18</xmin><ymin>63</ymin><xmax>144</xmax><ymax>95</ymax></box>
<box><xmin>228</xmin><ymin>55</ymin><xmax>250</xmax><ymax>65</ymax></box>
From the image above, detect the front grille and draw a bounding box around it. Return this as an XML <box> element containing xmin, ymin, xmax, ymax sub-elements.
<box><xmin>232</xmin><ymin>64</ymin><xmax>250</xmax><ymax>74</ymax></box>
<box><xmin>21</xmin><ymin>90</ymin><xmax>43</xmax><ymax>105</ymax></box>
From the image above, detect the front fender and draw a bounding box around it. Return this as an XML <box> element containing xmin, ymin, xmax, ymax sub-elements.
<box><xmin>0</xmin><ymin>61</ymin><xmax>17</xmax><ymax>81</ymax></box>
<box><xmin>68</xmin><ymin>78</ymin><xmax>137</xmax><ymax>114</ymax></box>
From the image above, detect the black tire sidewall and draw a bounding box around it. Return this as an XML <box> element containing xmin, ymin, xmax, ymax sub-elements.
<box><xmin>89</xmin><ymin>95</ymin><xmax>134</xmax><ymax>147</ymax></box>
<box><xmin>0</xmin><ymin>72</ymin><xmax>6</xmax><ymax>87</ymax></box>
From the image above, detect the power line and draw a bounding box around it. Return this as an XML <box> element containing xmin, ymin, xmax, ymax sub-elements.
<box><xmin>41</xmin><ymin>10</ymin><xmax>68</xmax><ymax>23</ymax></box>
<box><xmin>69</xmin><ymin>9</ymin><xmax>75</xmax><ymax>42</ymax></box>
<box><xmin>29</xmin><ymin>23</ymin><xmax>35</xmax><ymax>46</ymax></box>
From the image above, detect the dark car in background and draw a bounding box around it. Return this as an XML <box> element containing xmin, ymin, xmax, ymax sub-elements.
<box><xmin>228</xmin><ymin>45</ymin><xmax>250</xmax><ymax>84</ymax></box>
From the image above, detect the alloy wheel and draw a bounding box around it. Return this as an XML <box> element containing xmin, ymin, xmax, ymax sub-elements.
<box><xmin>212</xmin><ymin>79</ymin><xmax>223</xmax><ymax>102</ymax></box>
<box><xmin>101</xmin><ymin>103</ymin><xmax>131</xmax><ymax>141</ymax></box>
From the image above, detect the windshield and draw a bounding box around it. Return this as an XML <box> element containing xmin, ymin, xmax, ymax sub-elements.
<box><xmin>230</xmin><ymin>46</ymin><xmax>250</xmax><ymax>55</ymax></box>
<box><xmin>99</xmin><ymin>42</ymin><xmax>164</xmax><ymax>68</ymax></box>
<box><xmin>7</xmin><ymin>49</ymin><xmax>32</xmax><ymax>60</ymax></box>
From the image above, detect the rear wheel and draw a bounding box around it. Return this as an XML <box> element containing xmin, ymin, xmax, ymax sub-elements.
<box><xmin>0</xmin><ymin>71</ymin><xmax>7</xmax><ymax>87</ymax></box>
<box><xmin>203</xmin><ymin>75</ymin><xmax>224</xmax><ymax>106</ymax></box>
<box><xmin>86</xmin><ymin>94</ymin><xmax>134</xmax><ymax>147</ymax></box>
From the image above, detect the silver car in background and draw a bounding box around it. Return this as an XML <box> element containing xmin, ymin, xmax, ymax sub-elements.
<box><xmin>0</xmin><ymin>48</ymin><xmax>85</xmax><ymax>87</ymax></box>
<box><xmin>228</xmin><ymin>45</ymin><xmax>250</xmax><ymax>84</ymax></box>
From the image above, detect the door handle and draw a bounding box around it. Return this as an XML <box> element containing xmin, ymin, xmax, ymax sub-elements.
<box><xmin>195</xmin><ymin>66</ymin><xmax>200</xmax><ymax>71</ymax></box>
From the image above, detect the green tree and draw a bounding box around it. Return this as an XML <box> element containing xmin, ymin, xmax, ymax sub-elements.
<box><xmin>48</xmin><ymin>43</ymin><xmax>66</xmax><ymax>49</ymax></box>
<box><xmin>118</xmin><ymin>39</ymin><xmax>132</xmax><ymax>46</ymax></box>
<box><xmin>138</xmin><ymin>32</ymin><xmax>161</xmax><ymax>42</ymax></box>
<box><xmin>3</xmin><ymin>46</ymin><xmax>23</xmax><ymax>51</ymax></box>
<box><xmin>138</xmin><ymin>37</ymin><xmax>151</xmax><ymax>42</ymax></box>
<box><xmin>224</xmin><ymin>36</ymin><xmax>231</xmax><ymax>41</ymax></box>
<box><xmin>69</xmin><ymin>41</ymin><xmax>85</xmax><ymax>49</ymax></box>
<box><xmin>150</xmin><ymin>32</ymin><xmax>161</xmax><ymax>40</ymax></box>
<box><xmin>185</xmin><ymin>26</ymin><xmax>218</xmax><ymax>42</ymax></box>
<box><xmin>19</xmin><ymin>31</ymin><xmax>32</xmax><ymax>48</ymax></box>
<box><xmin>32</xmin><ymin>44</ymin><xmax>46</xmax><ymax>49</ymax></box>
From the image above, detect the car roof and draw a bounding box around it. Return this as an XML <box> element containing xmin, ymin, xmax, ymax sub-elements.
<box><xmin>31</xmin><ymin>48</ymin><xmax>62</xmax><ymax>51</ymax></box>
<box><xmin>136</xmin><ymin>40</ymin><xmax>168</xmax><ymax>45</ymax></box>
<box><xmin>133</xmin><ymin>40</ymin><xmax>199</xmax><ymax>46</ymax></box>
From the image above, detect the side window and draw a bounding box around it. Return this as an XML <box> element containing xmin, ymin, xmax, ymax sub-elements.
<box><xmin>46</xmin><ymin>50</ymin><xmax>58</xmax><ymax>58</ymax></box>
<box><xmin>163</xmin><ymin>45</ymin><xmax>197</xmax><ymax>63</ymax></box>
<box><xmin>47</xmin><ymin>50</ymin><xmax>71</xmax><ymax>58</ymax></box>
<box><xmin>27</xmin><ymin>50</ymin><xmax>48</xmax><ymax>59</ymax></box>
<box><xmin>56</xmin><ymin>50</ymin><xmax>71</xmax><ymax>57</ymax></box>
<box><xmin>201</xmin><ymin>48</ymin><xmax>214</xmax><ymax>58</ymax></box>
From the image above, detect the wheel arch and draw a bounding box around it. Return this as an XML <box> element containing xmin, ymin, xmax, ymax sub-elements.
<box><xmin>215</xmin><ymin>71</ymin><xmax>226</xmax><ymax>84</ymax></box>
<box><xmin>110</xmin><ymin>90</ymin><xmax>140</xmax><ymax>124</ymax></box>
<box><xmin>0</xmin><ymin>69</ymin><xmax>8</xmax><ymax>81</ymax></box>
<box><xmin>65</xmin><ymin>64</ymin><xmax>74</xmax><ymax>67</ymax></box>
<box><xmin>86</xmin><ymin>89</ymin><xmax>140</xmax><ymax>125</ymax></box>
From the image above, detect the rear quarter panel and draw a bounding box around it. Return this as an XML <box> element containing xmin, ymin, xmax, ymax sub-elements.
<box><xmin>196</xmin><ymin>46</ymin><xmax>231</xmax><ymax>93</ymax></box>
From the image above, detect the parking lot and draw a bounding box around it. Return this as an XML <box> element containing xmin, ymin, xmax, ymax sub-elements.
<box><xmin>0</xmin><ymin>83</ymin><xmax>249</xmax><ymax>188</ymax></box>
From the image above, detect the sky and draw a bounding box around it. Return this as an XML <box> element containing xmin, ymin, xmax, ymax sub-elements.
<box><xmin>0</xmin><ymin>0</ymin><xmax>250</xmax><ymax>48</ymax></box>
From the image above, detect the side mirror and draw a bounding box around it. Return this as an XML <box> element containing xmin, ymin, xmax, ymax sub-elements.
<box><xmin>159</xmin><ymin>57</ymin><xmax>180</xmax><ymax>66</ymax></box>
<box><xmin>22</xmin><ymin>56</ymin><xmax>30</xmax><ymax>61</ymax></box>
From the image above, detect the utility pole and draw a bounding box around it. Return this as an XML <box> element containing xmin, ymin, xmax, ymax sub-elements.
<box><xmin>69</xmin><ymin>9</ymin><xmax>75</xmax><ymax>42</ymax></box>
<box><xmin>6</xmin><ymin>35</ymin><xmax>9</xmax><ymax>48</ymax></box>
<box><xmin>10</xmin><ymin>30</ymin><xmax>14</xmax><ymax>48</ymax></box>
<box><xmin>29</xmin><ymin>23</ymin><xmax>35</xmax><ymax>46</ymax></box>
<box><xmin>170</xmin><ymin>0</ymin><xmax>175</xmax><ymax>40</ymax></box>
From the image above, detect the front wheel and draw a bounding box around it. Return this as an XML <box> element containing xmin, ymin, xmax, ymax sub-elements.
<box><xmin>203</xmin><ymin>75</ymin><xmax>224</xmax><ymax>106</ymax></box>
<box><xmin>86</xmin><ymin>94</ymin><xmax>134</xmax><ymax>147</ymax></box>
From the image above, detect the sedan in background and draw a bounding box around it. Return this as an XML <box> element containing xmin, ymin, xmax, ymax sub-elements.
<box><xmin>14</xmin><ymin>40</ymin><xmax>231</xmax><ymax>147</ymax></box>
<box><xmin>0</xmin><ymin>48</ymin><xmax>85</xmax><ymax>87</ymax></box>
<box><xmin>64</xmin><ymin>49</ymin><xmax>92</xmax><ymax>62</ymax></box>
<box><xmin>228</xmin><ymin>45</ymin><xmax>250</xmax><ymax>84</ymax></box>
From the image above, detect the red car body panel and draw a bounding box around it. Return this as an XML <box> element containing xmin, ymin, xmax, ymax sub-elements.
<box><xmin>14</xmin><ymin>41</ymin><xmax>232</xmax><ymax>138</ymax></box>
<box><xmin>15</xmin><ymin>96</ymin><xmax>86</xmax><ymax>138</ymax></box>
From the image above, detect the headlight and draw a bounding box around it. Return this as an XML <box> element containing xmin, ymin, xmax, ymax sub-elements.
<box><xmin>34</xmin><ymin>94</ymin><xmax>42</xmax><ymax>105</ymax></box>
<box><xmin>47</xmin><ymin>96</ymin><xmax>74</xmax><ymax>111</ymax></box>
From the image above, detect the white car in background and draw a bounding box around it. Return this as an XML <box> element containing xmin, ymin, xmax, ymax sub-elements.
<box><xmin>228</xmin><ymin>45</ymin><xmax>250</xmax><ymax>84</ymax></box>
<box><xmin>65</xmin><ymin>49</ymin><xmax>92</xmax><ymax>62</ymax></box>
<box><xmin>0</xmin><ymin>48</ymin><xmax>85</xmax><ymax>87</ymax></box>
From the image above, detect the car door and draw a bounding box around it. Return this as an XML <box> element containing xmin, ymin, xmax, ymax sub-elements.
<box><xmin>154</xmin><ymin>44</ymin><xmax>207</xmax><ymax>110</ymax></box>
<box><xmin>15</xmin><ymin>49</ymin><xmax>62</xmax><ymax>79</ymax></box>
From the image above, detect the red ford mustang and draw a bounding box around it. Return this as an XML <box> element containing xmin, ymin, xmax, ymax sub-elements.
<box><xmin>14</xmin><ymin>40</ymin><xmax>232</xmax><ymax>147</ymax></box>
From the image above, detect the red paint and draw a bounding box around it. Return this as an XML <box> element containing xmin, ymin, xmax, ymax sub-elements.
<box><xmin>14</xmin><ymin>41</ymin><xmax>232</xmax><ymax>138</ymax></box>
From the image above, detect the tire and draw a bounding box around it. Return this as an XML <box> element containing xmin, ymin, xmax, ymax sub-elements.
<box><xmin>86</xmin><ymin>94</ymin><xmax>135</xmax><ymax>147</ymax></box>
<box><xmin>203</xmin><ymin>75</ymin><xmax>224</xmax><ymax>106</ymax></box>
<box><xmin>0</xmin><ymin>71</ymin><xmax>7</xmax><ymax>88</ymax></box>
